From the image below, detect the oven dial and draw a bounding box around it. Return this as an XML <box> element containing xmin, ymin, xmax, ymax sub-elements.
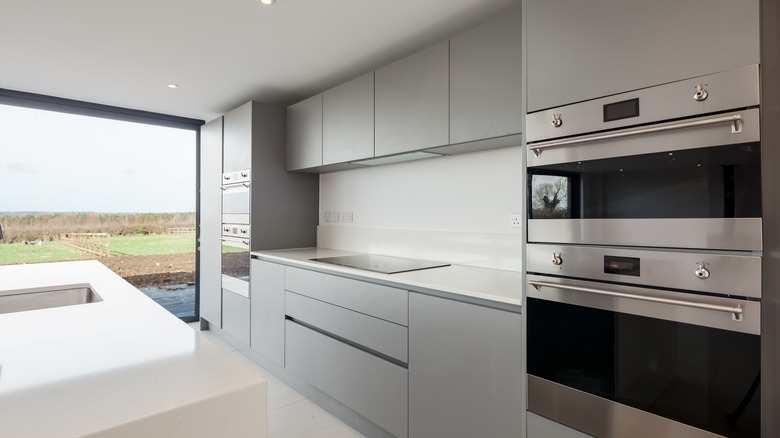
<box><xmin>551</xmin><ymin>114</ymin><xmax>563</xmax><ymax>128</ymax></box>
<box><xmin>551</xmin><ymin>252</ymin><xmax>563</xmax><ymax>266</ymax></box>
<box><xmin>695</xmin><ymin>262</ymin><xmax>710</xmax><ymax>279</ymax></box>
<box><xmin>693</xmin><ymin>84</ymin><xmax>709</xmax><ymax>102</ymax></box>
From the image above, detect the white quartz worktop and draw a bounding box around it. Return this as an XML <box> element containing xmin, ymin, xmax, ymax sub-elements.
<box><xmin>252</xmin><ymin>248</ymin><xmax>523</xmax><ymax>311</ymax></box>
<box><xmin>0</xmin><ymin>260</ymin><xmax>266</xmax><ymax>438</ymax></box>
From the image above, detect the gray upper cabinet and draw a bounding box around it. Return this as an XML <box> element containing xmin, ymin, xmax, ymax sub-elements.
<box><xmin>199</xmin><ymin>116</ymin><xmax>223</xmax><ymax>327</ymax></box>
<box><xmin>323</xmin><ymin>72</ymin><xmax>375</xmax><ymax>164</ymax></box>
<box><xmin>526</xmin><ymin>0</ymin><xmax>760</xmax><ymax>112</ymax></box>
<box><xmin>223</xmin><ymin>102</ymin><xmax>252</xmax><ymax>173</ymax></box>
<box><xmin>409</xmin><ymin>293</ymin><xmax>523</xmax><ymax>438</ymax></box>
<box><xmin>375</xmin><ymin>41</ymin><xmax>450</xmax><ymax>156</ymax></box>
<box><xmin>286</xmin><ymin>94</ymin><xmax>323</xmax><ymax>171</ymax></box>
<box><xmin>450</xmin><ymin>6</ymin><xmax>522</xmax><ymax>144</ymax></box>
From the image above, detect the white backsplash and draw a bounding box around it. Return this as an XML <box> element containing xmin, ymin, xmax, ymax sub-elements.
<box><xmin>318</xmin><ymin>226</ymin><xmax>523</xmax><ymax>272</ymax></box>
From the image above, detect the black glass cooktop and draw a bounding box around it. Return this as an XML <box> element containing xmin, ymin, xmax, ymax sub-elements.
<box><xmin>311</xmin><ymin>254</ymin><xmax>450</xmax><ymax>274</ymax></box>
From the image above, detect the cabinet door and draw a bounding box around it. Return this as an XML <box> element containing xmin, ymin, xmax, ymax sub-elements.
<box><xmin>409</xmin><ymin>294</ymin><xmax>523</xmax><ymax>438</ymax></box>
<box><xmin>286</xmin><ymin>94</ymin><xmax>322</xmax><ymax>170</ymax></box>
<box><xmin>375</xmin><ymin>41</ymin><xmax>449</xmax><ymax>156</ymax></box>
<box><xmin>222</xmin><ymin>289</ymin><xmax>250</xmax><ymax>345</ymax></box>
<box><xmin>250</xmin><ymin>260</ymin><xmax>285</xmax><ymax>366</ymax></box>
<box><xmin>223</xmin><ymin>101</ymin><xmax>253</xmax><ymax>173</ymax></box>
<box><xmin>286</xmin><ymin>321</ymin><xmax>408</xmax><ymax>438</ymax></box>
<box><xmin>199</xmin><ymin>117</ymin><xmax>223</xmax><ymax>327</ymax></box>
<box><xmin>450</xmin><ymin>6</ymin><xmax>522</xmax><ymax>144</ymax></box>
<box><xmin>526</xmin><ymin>0</ymin><xmax>760</xmax><ymax>112</ymax></box>
<box><xmin>323</xmin><ymin>72</ymin><xmax>375</xmax><ymax>164</ymax></box>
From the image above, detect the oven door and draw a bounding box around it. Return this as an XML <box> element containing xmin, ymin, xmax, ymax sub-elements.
<box><xmin>527</xmin><ymin>109</ymin><xmax>762</xmax><ymax>251</ymax></box>
<box><xmin>221</xmin><ymin>237</ymin><xmax>250</xmax><ymax>298</ymax></box>
<box><xmin>222</xmin><ymin>183</ymin><xmax>250</xmax><ymax>225</ymax></box>
<box><xmin>526</xmin><ymin>274</ymin><xmax>760</xmax><ymax>438</ymax></box>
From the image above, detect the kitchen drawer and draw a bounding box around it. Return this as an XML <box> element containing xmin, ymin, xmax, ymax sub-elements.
<box><xmin>286</xmin><ymin>291</ymin><xmax>408</xmax><ymax>363</ymax></box>
<box><xmin>285</xmin><ymin>267</ymin><xmax>408</xmax><ymax>326</ymax></box>
<box><xmin>222</xmin><ymin>289</ymin><xmax>250</xmax><ymax>345</ymax></box>
<box><xmin>286</xmin><ymin>321</ymin><xmax>408</xmax><ymax>438</ymax></box>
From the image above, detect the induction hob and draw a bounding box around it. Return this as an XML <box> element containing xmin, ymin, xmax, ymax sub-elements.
<box><xmin>311</xmin><ymin>254</ymin><xmax>450</xmax><ymax>274</ymax></box>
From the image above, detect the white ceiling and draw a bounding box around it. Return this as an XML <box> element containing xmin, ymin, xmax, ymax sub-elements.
<box><xmin>1</xmin><ymin>0</ymin><xmax>519</xmax><ymax>122</ymax></box>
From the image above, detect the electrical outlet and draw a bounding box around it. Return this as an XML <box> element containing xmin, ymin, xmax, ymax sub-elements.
<box><xmin>332</xmin><ymin>211</ymin><xmax>340</xmax><ymax>223</ymax></box>
<box><xmin>342</xmin><ymin>211</ymin><xmax>353</xmax><ymax>223</ymax></box>
<box><xmin>323</xmin><ymin>211</ymin><xmax>331</xmax><ymax>223</ymax></box>
<box><xmin>510</xmin><ymin>214</ymin><xmax>522</xmax><ymax>228</ymax></box>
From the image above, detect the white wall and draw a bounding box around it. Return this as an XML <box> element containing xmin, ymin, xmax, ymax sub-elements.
<box><xmin>319</xmin><ymin>146</ymin><xmax>524</xmax><ymax>234</ymax></box>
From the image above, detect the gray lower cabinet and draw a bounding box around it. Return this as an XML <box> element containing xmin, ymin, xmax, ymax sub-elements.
<box><xmin>199</xmin><ymin>117</ymin><xmax>223</xmax><ymax>327</ymax></box>
<box><xmin>249</xmin><ymin>259</ymin><xmax>285</xmax><ymax>366</ymax></box>
<box><xmin>408</xmin><ymin>293</ymin><xmax>523</xmax><ymax>438</ymax></box>
<box><xmin>527</xmin><ymin>412</ymin><xmax>593</xmax><ymax>438</ymax></box>
<box><xmin>375</xmin><ymin>40</ymin><xmax>450</xmax><ymax>156</ymax></box>
<box><xmin>285</xmin><ymin>320</ymin><xmax>409</xmax><ymax>438</ymax></box>
<box><xmin>449</xmin><ymin>5</ymin><xmax>522</xmax><ymax>144</ymax></box>
<box><xmin>526</xmin><ymin>0</ymin><xmax>760</xmax><ymax>112</ymax></box>
<box><xmin>286</xmin><ymin>94</ymin><xmax>322</xmax><ymax>171</ymax></box>
<box><xmin>323</xmin><ymin>72</ymin><xmax>375</xmax><ymax>164</ymax></box>
<box><xmin>222</xmin><ymin>289</ymin><xmax>250</xmax><ymax>345</ymax></box>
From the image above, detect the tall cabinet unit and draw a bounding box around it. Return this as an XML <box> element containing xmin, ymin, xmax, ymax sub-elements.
<box><xmin>201</xmin><ymin>101</ymin><xmax>319</xmax><ymax>346</ymax></box>
<box><xmin>198</xmin><ymin>116</ymin><xmax>223</xmax><ymax>328</ymax></box>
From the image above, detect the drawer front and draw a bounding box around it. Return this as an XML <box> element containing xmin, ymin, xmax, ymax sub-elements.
<box><xmin>222</xmin><ymin>289</ymin><xmax>250</xmax><ymax>345</ymax></box>
<box><xmin>285</xmin><ymin>267</ymin><xmax>408</xmax><ymax>326</ymax></box>
<box><xmin>286</xmin><ymin>321</ymin><xmax>408</xmax><ymax>438</ymax></box>
<box><xmin>286</xmin><ymin>291</ymin><xmax>408</xmax><ymax>363</ymax></box>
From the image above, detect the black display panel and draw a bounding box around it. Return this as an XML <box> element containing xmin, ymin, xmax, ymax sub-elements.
<box><xmin>603</xmin><ymin>98</ymin><xmax>639</xmax><ymax>122</ymax></box>
<box><xmin>604</xmin><ymin>255</ymin><xmax>640</xmax><ymax>276</ymax></box>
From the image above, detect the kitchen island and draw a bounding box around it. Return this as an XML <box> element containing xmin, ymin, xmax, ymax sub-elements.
<box><xmin>0</xmin><ymin>260</ymin><xmax>266</xmax><ymax>438</ymax></box>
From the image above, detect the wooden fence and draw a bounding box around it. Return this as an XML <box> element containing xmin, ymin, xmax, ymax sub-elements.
<box><xmin>168</xmin><ymin>227</ymin><xmax>195</xmax><ymax>235</ymax></box>
<box><xmin>60</xmin><ymin>232</ymin><xmax>111</xmax><ymax>258</ymax></box>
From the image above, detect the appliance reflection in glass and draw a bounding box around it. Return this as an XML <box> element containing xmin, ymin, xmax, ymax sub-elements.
<box><xmin>221</xmin><ymin>238</ymin><xmax>250</xmax><ymax>297</ymax></box>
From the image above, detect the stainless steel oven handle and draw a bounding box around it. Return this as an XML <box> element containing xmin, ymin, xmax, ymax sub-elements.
<box><xmin>529</xmin><ymin>280</ymin><xmax>744</xmax><ymax>321</ymax></box>
<box><xmin>529</xmin><ymin>114</ymin><xmax>743</xmax><ymax>158</ymax></box>
<box><xmin>220</xmin><ymin>237</ymin><xmax>250</xmax><ymax>246</ymax></box>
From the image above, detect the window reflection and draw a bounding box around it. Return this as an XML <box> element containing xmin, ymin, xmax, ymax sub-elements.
<box><xmin>530</xmin><ymin>175</ymin><xmax>571</xmax><ymax>219</ymax></box>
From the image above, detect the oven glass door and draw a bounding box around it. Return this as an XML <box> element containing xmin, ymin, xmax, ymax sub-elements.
<box><xmin>527</xmin><ymin>293</ymin><xmax>760</xmax><ymax>438</ymax></box>
<box><xmin>528</xmin><ymin>142</ymin><xmax>761</xmax><ymax>220</ymax></box>
<box><xmin>221</xmin><ymin>238</ymin><xmax>250</xmax><ymax>297</ymax></box>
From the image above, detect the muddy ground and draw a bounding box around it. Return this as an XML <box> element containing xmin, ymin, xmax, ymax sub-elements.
<box><xmin>100</xmin><ymin>253</ymin><xmax>196</xmax><ymax>288</ymax></box>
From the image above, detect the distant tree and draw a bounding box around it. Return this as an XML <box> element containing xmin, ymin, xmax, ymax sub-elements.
<box><xmin>532</xmin><ymin>178</ymin><xmax>569</xmax><ymax>219</ymax></box>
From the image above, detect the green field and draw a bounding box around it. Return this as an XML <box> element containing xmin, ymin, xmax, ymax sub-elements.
<box><xmin>0</xmin><ymin>234</ymin><xmax>196</xmax><ymax>265</ymax></box>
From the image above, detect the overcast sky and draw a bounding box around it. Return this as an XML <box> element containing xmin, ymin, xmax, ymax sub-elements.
<box><xmin>0</xmin><ymin>104</ymin><xmax>196</xmax><ymax>213</ymax></box>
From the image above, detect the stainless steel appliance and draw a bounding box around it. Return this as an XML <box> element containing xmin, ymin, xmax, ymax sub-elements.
<box><xmin>221</xmin><ymin>169</ymin><xmax>250</xmax><ymax>225</ymax></box>
<box><xmin>221</xmin><ymin>223</ymin><xmax>250</xmax><ymax>298</ymax></box>
<box><xmin>525</xmin><ymin>66</ymin><xmax>763</xmax><ymax>438</ymax></box>
<box><xmin>526</xmin><ymin>65</ymin><xmax>760</xmax><ymax>251</ymax></box>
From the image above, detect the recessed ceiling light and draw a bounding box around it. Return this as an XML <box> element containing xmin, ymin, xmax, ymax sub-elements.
<box><xmin>167</xmin><ymin>83</ymin><xmax>179</xmax><ymax>89</ymax></box>
<box><xmin>260</xmin><ymin>0</ymin><xmax>276</xmax><ymax>5</ymax></box>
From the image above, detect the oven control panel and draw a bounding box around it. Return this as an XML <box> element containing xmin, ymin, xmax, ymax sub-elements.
<box><xmin>222</xmin><ymin>223</ymin><xmax>250</xmax><ymax>239</ymax></box>
<box><xmin>527</xmin><ymin>244</ymin><xmax>760</xmax><ymax>299</ymax></box>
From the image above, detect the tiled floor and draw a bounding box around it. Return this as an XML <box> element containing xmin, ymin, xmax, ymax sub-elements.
<box><xmin>187</xmin><ymin>322</ymin><xmax>365</xmax><ymax>438</ymax></box>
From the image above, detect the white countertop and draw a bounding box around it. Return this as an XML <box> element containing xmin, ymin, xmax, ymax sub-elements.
<box><xmin>252</xmin><ymin>248</ymin><xmax>523</xmax><ymax>311</ymax></box>
<box><xmin>0</xmin><ymin>260</ymin><xmax>266</xmax><ymax>438</ymax></box>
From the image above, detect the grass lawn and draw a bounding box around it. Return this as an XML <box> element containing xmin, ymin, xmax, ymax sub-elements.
<box><xmin>0</xmin><ymin>241</ymin><xmax>88</xmax><ymax>265</ymax></box>
<box><xmin>0</xmin><ymin>234</ymin><xmax>196</xmax><ymax>265</ymax></box>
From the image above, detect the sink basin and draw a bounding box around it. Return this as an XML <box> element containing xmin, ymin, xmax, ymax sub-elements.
<box><xmin>0</xmin><ymin>284</ymin><xmax>102</xmax><ymax>315</ymax></box>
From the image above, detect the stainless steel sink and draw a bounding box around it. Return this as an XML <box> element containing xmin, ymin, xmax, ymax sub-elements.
<box><xmin>0</xmin><ymin>284</ymin><xmax>102</xmax><ymax>315</ymax></box>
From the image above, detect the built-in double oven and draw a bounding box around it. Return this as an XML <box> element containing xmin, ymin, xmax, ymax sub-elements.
<box><xmin>525</xmin><ymin>65</ymin><xmax>762</xmax><ymax>438</ymax></box>
<box><xmin>221</xmin><ymin>169</ymin><xmax>251</xmax><ymax>298</ymax></box>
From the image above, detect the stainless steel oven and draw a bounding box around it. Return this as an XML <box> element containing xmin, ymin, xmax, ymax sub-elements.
<box><xmin>525</xmin><ymin>65</ymin><xmax>764</xmax><ymax>438</ymax></box>
<box><xmin>526</xmin><ymin>65</ymin><xmax>761</xmax><ymax>251</ymax></box>
<box><xmin>221</xmin><ymin>224</ymin><xmax>250</xmax><ymax>298</ymax></box>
